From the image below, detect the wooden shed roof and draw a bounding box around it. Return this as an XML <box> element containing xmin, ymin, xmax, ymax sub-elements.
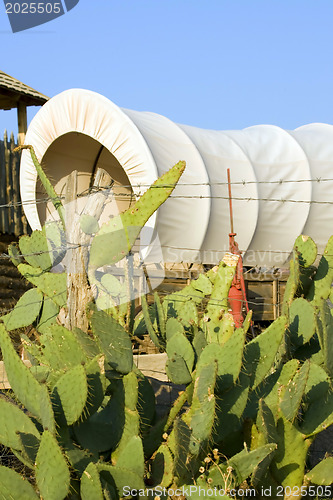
<box><xmin>0</xmin><ymin>71</ymin><xmax>49</xmax><ymax>110</ymax></box>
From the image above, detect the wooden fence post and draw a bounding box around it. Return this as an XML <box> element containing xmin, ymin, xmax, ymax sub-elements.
<box><xmin>0</xmin><ymin>136</ymin><xmax>6</xmax><ymax>233</ymax></box>
<box><xmin>4</xmin><ymin>130</ymin><xmax>10</xmax><ymax>235</ymax></box>
<box><xmin>64</xmin><ymin>168</ymin><xmax>112</xmax><ymax>332</ymax></box>
<box><xmin>10</xmin><ymin>132</ymin><xmax>21</xmax><ymax>236</ymax></box>
<box><xmin>0</xmin><ymin>132</ymin><xmax>29</xmax><ymax>236</ymax></box>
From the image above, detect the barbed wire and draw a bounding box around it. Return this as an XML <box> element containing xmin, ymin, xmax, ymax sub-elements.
<box><xmin>79</xmin><ymin>177</ymin><xmax>333</xmax><ymax>190</ymax></box>
<box><xmin>0</xmin><ymin>239</ymin><xmax>332</xmax><ymax>262</ymax></box>
<box><xmin>102</xmin><ymin>191</ymin><xmax>333</xmax><ymax>205</ymax></box>
<box><xmin>2</xmin><ymin>190</ymin><xmax>333</xmax><ymax>211</ymax></box>
<box><xmin>168</xmin><ymin>196</ymin><xmax>331</xmax><ymax>204</ymax></box>
<box><xmin>5</xmin><ymin>177</ymin><xmax>333</xmax><ymax>200</ymax></box>
<box><xmin>0</xmin><ymin>243</ymin><xmax>82</xmax><ymax>261</ymax></box>
<box><xmin>76</xmin><ymin>181</ymin><xmax>333</xmax><ymax>205</ymax></box>
<box><xmin>0</xmin><ymin>178</ymin><xmax>332</xmax><ymax>263</ymax></box>
<box><xmin>0</xmin><ymin>195</ymin><xmax>64</xmax><ymax>210</ymax></box>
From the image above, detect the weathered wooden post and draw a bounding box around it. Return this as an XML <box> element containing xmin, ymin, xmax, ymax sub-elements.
<box><xmin>17</xmin><ymin>101</ymin><xmax>27</xmax><ymax>147</ymax></box>
<box><xmin>64</xmin><ymin>168</ymin><xmax>112</xmax><ymax>332</ymax></box>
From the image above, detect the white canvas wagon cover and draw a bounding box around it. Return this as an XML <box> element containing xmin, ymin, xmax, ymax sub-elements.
<box><xmin>20</xmin><ymin>89</ymin><xmax>333</xmax><ymax>267</ymax></box>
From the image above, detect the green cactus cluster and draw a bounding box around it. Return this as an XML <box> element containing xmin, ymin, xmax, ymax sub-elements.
<box><xmin>0</xmin><ymin>147</ymin><xmax>333</xmax><ymax>499</ymax></box>
<box><xmin>133</xmin><ymin>235</ymin><xmax>333</xmax><ymax>498</ymax></box>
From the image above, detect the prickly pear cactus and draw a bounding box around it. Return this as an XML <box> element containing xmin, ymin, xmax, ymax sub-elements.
<box><xmin>0</xmin><ymin>146</ymin><xmax>332</xmax><ymax>498</ymax></box>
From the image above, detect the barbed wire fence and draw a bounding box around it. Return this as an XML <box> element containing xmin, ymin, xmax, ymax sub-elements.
<box><xmin>0</xmin><ymin>174</ymin><xmax>330</xmax><ymax>322</ymax></box>
<box><xmin>0</xmin><ymin>173</ymin><xmax>332</xmax><ymax>465</ymax></box>
<box><xmin>1</xmin><ymin>173</ymin><xmax>333</xmax><ymax>314</ymax></box>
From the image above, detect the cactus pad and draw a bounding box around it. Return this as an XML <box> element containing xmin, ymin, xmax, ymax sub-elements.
<box><xmin>288</xmin><ymin>298</ymin><xmax>316</xmax><ymax>347</ymax></box>
<box><xmin>150</xmin><ymin>443</ymin><xmax>174</xmax><ymax>488</ymax></box>
<box><xmin>1</xmin><ymin>288</ymin><xmax>43</xmax><ymax>331</ymax></box>
<box><xmin>0</xmin><ymin>466</ymin><xmax>39</xmax><ymax>499</ymax></box>
<box><xmin>35</xmin><ymin>430</ymin><xmax>70</xmax><ymax>500</ymax></box>
<box><xmin>18</xmin><ymin>263</ymin><xmax>67</xmax><ymax>307</ymax></box>
<box><xmin>81</xmin><ymin>462</ymin><xmax>104</xmax><ymax>500</ymax></box>
<box><xmin>89</xmin><ymin>309</ymin><xmax>133</xmax><ymax>373</ymax></box>
<box><xmin>280</xmin><ymin>360</ymin><xmax>310</xmax><ymax>422</ymax></box>
<box><xmin>166</xmin><ymin>354</ymin><xmax>192</xmax><ymax>384</ymax></box>
<box><xmin>80</xmin><ymin>214</ymin><xmax>100</xmax><ymax>235</ymax></box>
<box><xmin>0</xmin><ymin>325</ymin><xmax>45</xmax><ymax>420</ymax></box>
<box><xmin>37</xmin><ymin>297</ymin><xmax>60</xmax><ymax>334</ymax></box>
<box><xmin>97</xmin><ymin>464</ymin><xmax>145</xmax><ymax>494</ymax></box>
<box><xmin>308</xmin><ymin>235</ymin><xmax>333</xmax><ymax>305</ymax></box>
<box><xmin>294</xmin><ymin>235</ymin><xmax>317</xmax><ymax>267</ymax></box>
<box><xmin>271</xmin><ymin>414</ymin><xmax>309</xmax><ymax>489</ymax></box>
<box><xmin>226</xmin><ymin>443</ymin><xmax>277</xmax><ymax>485</ymax></box>
<box><xmin>166</xmin><ymin>331</ymin><xmax>194</xmax><ymax>373</ymax></box>
<box><xmin>40</xmin><ymin>324</ymin><xmax>87</xmax><ymax>371</ymax></box>
<box><xmin>305</xmin><ymin>457</ymin><xmax>333</xmax><ymax>486</ymax></box>
<box><xmin>0</xmin><ymin>398</ymin><xmax>40</xmax><ymax>452</ymax></box>
<box><xmin>115</xmin><ymin>435</ymin><xmax>144</xmax><ymax>477</ymax></box>
<box><xmin>243</xmin><ymin>316</ymin><xmax>286</xmax><ymax>389</ymax></box>
<box><xmin>52</xmin><ymin>364</ymin><xmax>88</xmax><ymax>426</ymax></box>
<box><xmin>19</xmin><ymin>229</ymin><xmax>53</xmax><ymax>271</ymax></box>
<box><xmin>100</xmin><ymin>273</ymin><xmax>123</xmax><ymax>297</ymax></box>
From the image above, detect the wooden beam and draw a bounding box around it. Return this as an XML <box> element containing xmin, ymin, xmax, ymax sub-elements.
<box><xmin>0</xmin><ymin>88</ymin><xmax>20</xmax><ymax>109</ymax></box>
<box><xmin>17</xmin><ymin>101</ymin><xmax>27</xmax><ymax>145</ymax></box>
<box><xmin>0</xmin><ymin>87</ymin><xmax>47</xmax><ymax>108</ymax></box>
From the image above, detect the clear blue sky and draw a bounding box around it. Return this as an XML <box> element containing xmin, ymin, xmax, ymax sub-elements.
<box><xmin>1</xmin><ymin>0</ymin><xmax>333</xmax><ymax>137</ymax></box>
